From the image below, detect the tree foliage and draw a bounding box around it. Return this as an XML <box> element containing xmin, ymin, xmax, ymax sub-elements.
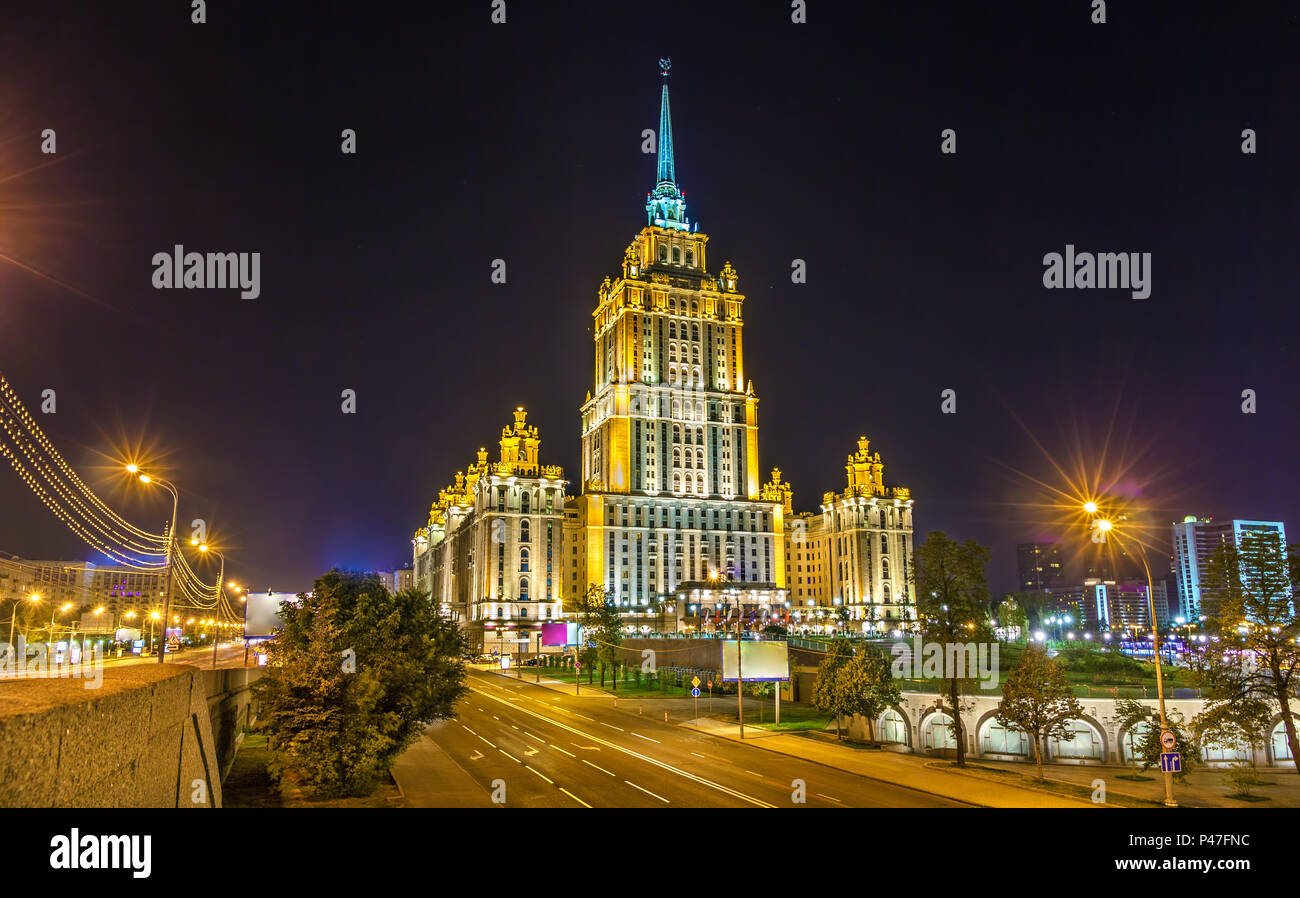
<box><xmin>996</xmin><ymin>645</ymin><xmax>1083</xmax><ymax>780</ymax></box>
<box><xmin>575</xmin><ymin>583</ymin><xmax>624</xmax><ymax>690</ymax></box>
<box><xmin>1190</xmin><ymin>530</ymin><xmax>1300</xmax><ymax>772</ymax></box>
<box><xmin>254</xmin><ymin>569</ymin><xmax>466</xmax><ymax>797</ymax></box>
<box><xmin>810</xmin><ymin>642</ymin><xmax>901</xmax><ymax>741</ymax></box>
<box><xmin>912</xmin><ymin>531</ymin><xmax>993</xmax><ymax>766</ymax></box>
<box><xmin>1113</xmin><ymin>697</ymin><xmax>1200</xmax><ymax>782</ymax></box>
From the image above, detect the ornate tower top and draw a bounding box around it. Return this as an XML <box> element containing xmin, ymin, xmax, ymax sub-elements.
<box><xmin>646</xmin><ymin>59</ymin><xmax>690</xmax><ymax>232</ymax></box>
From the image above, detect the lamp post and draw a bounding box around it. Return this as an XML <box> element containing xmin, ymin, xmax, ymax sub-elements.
<box><xmin>8</xmin><ymin>591</ymin><xmax>39</xmax><ymax>647</ymax></box>
<box><xmin>127</xmin><ymin>465</ymin><xmax>179</xmax><ymax>665</ymax></box>
<box><xmin>1085</xmin><ymin>503</ymin><xmax>1177</xmax><ymax>807</ymax></box>
<box><xmin>191</xmin><ymin>541</ymin><xmax>227</xmax><ymax>668</ymax></box>
<box><xmin>227</xmin><ymin>582</ymin><xmax>250</xmax><ymax>667</ymax></box>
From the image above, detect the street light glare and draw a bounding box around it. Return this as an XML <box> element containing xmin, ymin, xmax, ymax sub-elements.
<box><xmin>1096</xmin><ymin>518</ymin><xmax>1113</xmax><ymax>532</ymax></box>
<box><xmin>138</xmin><ymin>474</ymin><xmax>151</xmax><ymax>483</ymax></box>
<box><xmin>125</xmin><ymin>463</ymin><xmax>139</xmax><ymax>474</ymax></box>
<box><xmin>1082</xmin><ymin>500</ymin><xmax>1098</xmax><ymax>514</ymax></box>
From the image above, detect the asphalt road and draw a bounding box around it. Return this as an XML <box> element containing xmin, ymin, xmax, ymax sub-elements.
<box><xmin>401</xmin><ymin>668</ymin><xmax>972</xmax><ymax>808</ymax></box>
<box><xmin>101</xmin><ymin>641</ymin><xmax>252</xmax><ymax>669</ymax></box>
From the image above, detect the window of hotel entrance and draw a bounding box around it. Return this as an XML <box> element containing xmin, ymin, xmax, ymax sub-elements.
<box><xmin>922</xmin><ymin>713</ymin><xmax>955</xmax><ymax>751</ymax></box>
<box><xmin>1272</xmin><ymin>720</ymin><xmax>1297</xmax><ymax>763</ymax></box>
<box><xmin>879</xmin><ymin>709</ymin><xmax>908</xmax><ymax>745</ymax></box>
<box><xmin>1048</xmin><ymin>721</ymin><xmax>1103</xmax><ymax>760</ymax></box>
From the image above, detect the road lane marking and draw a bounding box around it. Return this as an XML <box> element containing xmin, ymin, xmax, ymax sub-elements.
<box><xmin>470</xmin><ymin>686</ymin><xmax>775</xmax><ymax>808</ymax></box>
<box><xmin>624</xmin><ymin>780</ymin><xmax>670</xmax><ymax>804</ymax></box>
<box><xmin>523</xmin><ymin>731</ymin><xmax>545</xmax><ymax>742</ymax></box>
<box><xmin>499</xmin><ymin>749</ymin><xmax>520</xmax><ymax>763</ymax></box>
<box><xmin>694</xmin><ymin>751</ymin><xmax>732</xmax><ymax>764</ymax></box>
<box><xmin>477</xmin><ymin>735</ymin><xmax>497</xmax><ymax>748</ymax></box>
<box><xmin>462</xmin><ymin>725</ymin><xmax>478</xmax><ymax>736</ymax></box>
<box><xmin>582</xmin><ymin>759</ymin><xmax>615</xmax><ymax>777</ymax></box>
<box><xmin>571</xmin><ymin>743</ymin><xmax>600</xmax><ymax>751</ymax></box>
<box><xmin>468</xmin><ymin>750</ymin><xmax>484</xmax><ymax>761</ymax></box>
<box><xmin>601</xmin><ymin>722</ymin><xmax>625</xmax><ymax>732</ymax></box>
<box><xmin>526</xmin><ymin>765</ymin><xmax>553</xmax><ymax>784</ymax></box>
<box><xmin>746</xmin><ymin>770</ymin><xmax>765</xmax><ymax>778</ymax></box>
<box><xmin>549</xmin><ymin>744</ymin><xmax>576</xmax><ymax>757</ymax></box>
<box><xmin>817</xmin><ymin>793</ymin><xmax>845</xmax><ymax>804</ymax></box>
<box><xmin>560</xmin><ymin>788</ymin><xmax>591</xmax><ymax>808</ymax></box>
<box><xmin>631</xmin><ymin>732</ymin><xmax>660</xmax><ymax>743</ymax></box>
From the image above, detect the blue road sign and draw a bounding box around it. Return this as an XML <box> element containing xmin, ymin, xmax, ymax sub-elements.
<box><xmin>691</xmin><ymin>686</ymin><xmax>701</xmax><ymax>697</ymax></box>
<box><xmin>1160</xmin><ymin>751</ymin><xmax>1181</xmax><ymax>773</ymax></box>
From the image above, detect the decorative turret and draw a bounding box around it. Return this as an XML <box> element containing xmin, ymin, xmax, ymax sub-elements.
<box><xmin>719</xmin><ymin>261</ymin><xmax>739</xmax><ymax>292</ymax></box>
<box><xmin>499</xmin><ymin>406</ymin><xmax>542</xmax><ymax>475</ymax></box>
<box><xmin>844</xmin><ymin>435</ymin><xmax>885</xmax><ymax>496</ymax></box>
<box><xmin>761</xmin><ymin>467</ymin><xmax>794</xmax><ymax>516</ymax></box>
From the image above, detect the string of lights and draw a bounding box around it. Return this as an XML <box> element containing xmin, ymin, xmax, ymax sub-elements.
<box><xmin>0</xmin><ymin>375</ymin><xmax>243</xmax><ymax>626</ymax></box>
<box><xmin>0</xmin><ymin>375</ymin><xmax>168</xmax><ymax>545</ymax></box>
<box><xmin>0</xmin><ymin>377</ymin><xmax>170</xmax><ymax>564</ymax></box>
<box><xmin>0</xmin><ymin>396</ymin><xmax>168</xmax><ymax>557</ymax></box>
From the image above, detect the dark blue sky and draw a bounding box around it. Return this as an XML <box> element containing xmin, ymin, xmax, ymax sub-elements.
<box><xmin>0</xmin><ymin>0</ymin><xmax>1296</xmax><ymax>594</ymax></box>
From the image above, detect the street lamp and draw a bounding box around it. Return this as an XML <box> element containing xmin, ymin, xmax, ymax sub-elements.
<box><xmin>7</xmin><ymin>591</ymin><xmax>40</xmax><ymax>647</ymax></box>
<box><xmin>1084</xmin><ymin>501</ymin><xmax>1177</xmax><ymax>807</ymax></box>
<box><xmin>228</xmin><ymin>582</ymin><xmax>251</xmax><ymax>667</ymax></box>
<box><xmin>128</xmin><ymin>464</ymin><xmax>179</xmax><ymax>665</ymax></box>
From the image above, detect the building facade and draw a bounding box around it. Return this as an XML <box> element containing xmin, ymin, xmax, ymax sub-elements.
<box><xmin>414</xmin><ymin>63</ymin><xmax>916</xmax><ymax>643</ymax></box>
<box><xmin>1016</xmin><ymin>541</ymin><xmax>1062</xmax><ymax>591</ymax></box>
<box><xmin>570</xmin><ymin>65</ymin><xmax>791</xmax><ymax>634</ymax></box>
<box><xmin>776</xmin><ymin>437</ymin><xmax>916</xmax><ymax>634</ymax></box>
<box><xmin>1172</xmin><ymin>516</ymin><xmax>1288</xmax><ymax>619</ymax></box>
<box><xmin>413</xmin><ymin>408</ymin><xmax>568</xmax><ymax>653</ymax></box>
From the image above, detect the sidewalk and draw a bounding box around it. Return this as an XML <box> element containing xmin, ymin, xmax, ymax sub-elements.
<box><xmin>681</xmin><ymin>718</ymin><xmax>1098</xmax><ymax>808</ymax></box>
<box><xmin>973</xmin><ymin>757</ymin><xmax>1300</xmax><ymax>808</ymax></box>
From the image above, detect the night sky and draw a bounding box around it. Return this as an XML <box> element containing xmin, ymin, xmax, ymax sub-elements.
<box><xmin>1</xmin><ymin>1</ymin><xmax>1296</xmax><ymax>595</ymax></box>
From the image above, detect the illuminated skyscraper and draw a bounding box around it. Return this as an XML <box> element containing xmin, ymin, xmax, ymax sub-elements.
<box><xmin>567</xmin><ymin>60</ymin><xmax>788</xmax><ymax>630</ymax></box>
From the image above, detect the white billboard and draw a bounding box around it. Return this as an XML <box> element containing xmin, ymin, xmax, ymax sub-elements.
<box><xmin>244</xmin><ymin>591</ymin><xmax>302</xmax><ymax>639</ymax></box>
<box><xmin>720</xmin><ymin>640</ymin><xmax>789</xmax><ymax>682</ymax></box>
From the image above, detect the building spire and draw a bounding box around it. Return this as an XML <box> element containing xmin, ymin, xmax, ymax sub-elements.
<box><xmin>656</xmin><ymin>58</ymin><xmax>675</xmax><ymax>186</ymax></box>
<box><xmin>646</xmin><ymin>58</ymin><xmax>691</xmax><ymax>231</ymax></box>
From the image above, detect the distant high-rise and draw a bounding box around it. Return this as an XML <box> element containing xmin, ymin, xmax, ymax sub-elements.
<box><xmin>1171</xmin><ymin>516</ymin><xmax>1288</xmax><ymax>619</ymax></box>
<box><xmin>1016</xmin><ymin>541</ymin><xmax>1062</xmax><ymax>591</ymax></box>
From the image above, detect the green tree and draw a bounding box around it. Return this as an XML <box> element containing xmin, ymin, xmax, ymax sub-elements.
<box><xmin>811</xmin><ymin>639</ymin><xmax>855</xmax><ymax>740</ymax></box>
<box><xmin>995</xmin><ymin>645</ymin><xmax>1084</xmax><ymax>780</ymax></box>
<box><xmin>575</xmin><ymin>583</ymin><xmax>624</xmax><ymax>691</ymax></box>
<box><xmin>848</xmin><ymin>646</ymin><xmax>903</xmax><ymax>742</ymax></box>
<box><xmin>254</xmin><ymin>570</ymin><xmax>466</xmax><ymax>797</ymax></box>
<box><xmin>1190</xmin><ymin>530</ymin><xmax>1300</xmax><ymax>773</ymax></box>
<box><xmin>810</xmin><ymin>643</ymin><xmax>901</xmax><ymax>741</ymax></box>
<box><xmin>996</xmin><ymin>596</ymin><xmax>1027</xmax><ymax>641</ymax></box>
<box><xmin>1195</xmin><ymin>696</ymin><xmax>1272</xmax><ymax>770</ymax></box>
<box><xmin>1113</xmin><ymin>697</ymin><xmax>1200</xmax><ymax>782</ymax></box>
<box><xmin>912</xmin><ymin>531</ymin><xmax>993</xmax><ymax>767</ymax></box>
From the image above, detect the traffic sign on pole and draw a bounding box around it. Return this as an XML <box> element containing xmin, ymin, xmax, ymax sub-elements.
<box><xmin>691</xmin><ymin>686</ymin><xmax>700</xmax><ymax>697</ymax></box>
<box><xmin>691</xmin><ymin>676</ymin><xmax>700</xmax><ymax>688</ymax></box>
<box><xmin>1160</xmin><ymin>751</ymin><xmax>1181</xmax><ymax>773</ymax></box>
<box><xmin>1161</xmin><ymin>730</ymin><xmax>1176</xmax><ymax>751</ymax></box>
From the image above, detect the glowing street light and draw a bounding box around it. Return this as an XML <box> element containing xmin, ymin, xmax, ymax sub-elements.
<box><xmin>127</xmin><ymin>463</ymin><xmax>179</xmax><ymax>665</ymax></box>
<box><xmin>1082</xmin><ymin>499</ymin><xmax>1176</xmax><ymax>807</ymax></box>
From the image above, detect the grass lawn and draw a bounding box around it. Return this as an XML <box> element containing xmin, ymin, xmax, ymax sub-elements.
<box><xmin>521</xmin><ymin>664</ymin><xmax>704</xmax><ymax>699</ymax></box>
